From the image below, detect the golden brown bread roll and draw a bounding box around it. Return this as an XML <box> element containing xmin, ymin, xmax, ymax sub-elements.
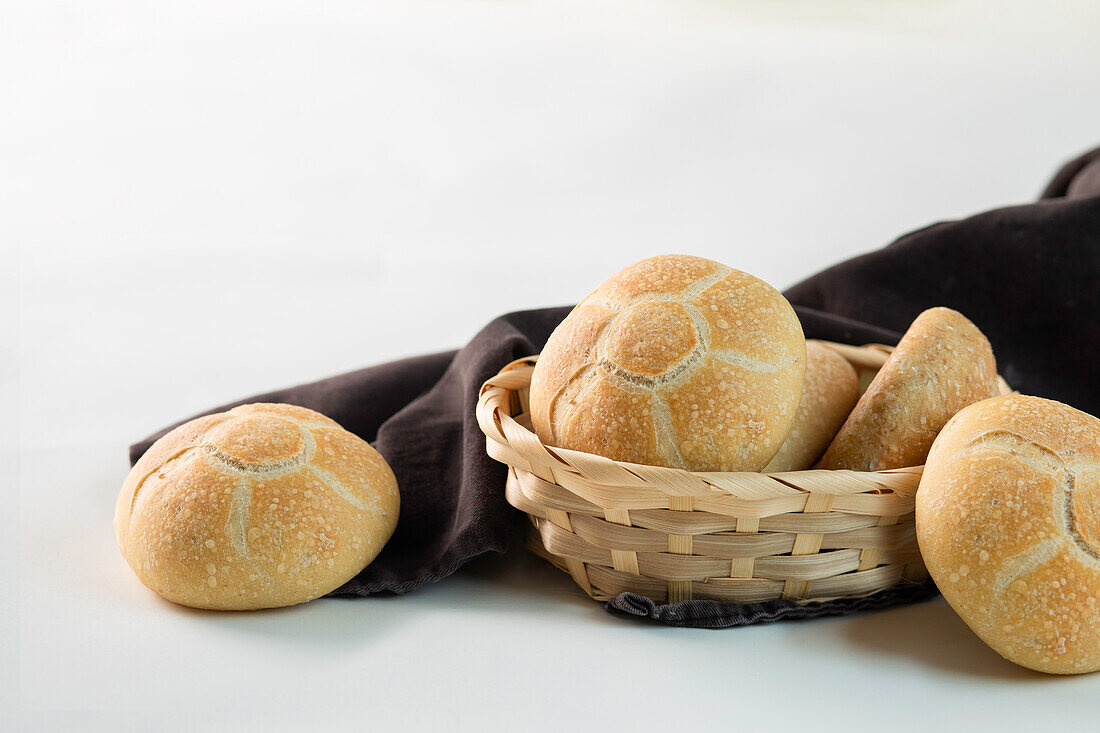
<box><xmin>817</xmin><ymin>307</ymin><xmax>999</xmax><ymax>471</ymax></box>
<box><xmin>763</xmin><ymin>341</ymin><xmax>859</xmax><ymax>472</ymax></box>
<box><xmin>529</xmin><ymin>254</ymin><xmax>806</xmax><ymax>472</ymax></box>
<box><xmin>115</xmin><ymin>403</ymin><xmax>399</xmax><ymax>610</ymax></box>
<box><xmin>917</xmin><ymin>394</ymin><xmax>1100</xmax><ymax>674</ymax></box>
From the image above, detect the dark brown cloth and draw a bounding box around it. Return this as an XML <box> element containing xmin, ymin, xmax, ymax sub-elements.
<box><xmin>785</xmin><ymin>153</ymin><xmax>1100</xmax><ymax>419</ymax></box>
<box><xmin>1041</xmin><ymin>145</ymin><xmax>1100</xmax><ymax>200</ymax></box>
<box><xmin>132</xmin><ymin>146</ymin><xmax>1100</xmax><ymax>626</ymax></box>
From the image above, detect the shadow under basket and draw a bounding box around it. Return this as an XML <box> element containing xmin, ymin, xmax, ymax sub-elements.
<box><xmin>476</xmin><ymin>340</ymin><xmax>1011</xmax><ymax>605</ymax></box>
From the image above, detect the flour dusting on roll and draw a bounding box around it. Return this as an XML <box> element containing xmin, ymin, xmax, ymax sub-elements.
<box><xmin>818</xmin><ymin>306</ymin><xmax>999</xmax><ymax>471</ymax></box>
<box><xmin>917</xmin><ymin>394</ymin><xmax>1100</xmax><ymax>674</ymax></box>
<box><xmin>764</xmin><ymin>341</ymin><xmax>859</xmax><ymax>472</ymax></box>
<box><xmin>529</xmin><ymin>254</ymin><xmax>806</xmax><ymax>472</ymax></box>
<box><xmin>115</xmin><ymin>403</ymin><xmax>400</xmax><ymax>610</ymax></box>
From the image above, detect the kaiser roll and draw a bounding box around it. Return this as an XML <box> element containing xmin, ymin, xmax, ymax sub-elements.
<box><xmin>763</xmin><ymin>341</ymin><xmax>859</xmax><ymax>472</ymax></box>
<box><xmin>917</xmin><ymin>394</ymin><xmax>1100</xmax><ymax>674</ymax></box>
<box><xmin>115</xmin><ymin>403</ymin><xmax>400</xmax><ymax>610</ymax></box>
<box><xmin>817</xmin><ymin>306</ymin><xmax>999</xmax><ymax>471</ymax></box>
<box><xmin>529</xmin><ymin>254</ymin><xmax>806</xmax><ymax>472</ymax></box>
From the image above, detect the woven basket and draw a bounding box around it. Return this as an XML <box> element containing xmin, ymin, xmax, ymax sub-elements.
<box><xmin>476</xmin><ymin>340</ymin><xmax>1011</xmax><ymax>605</ymax></box>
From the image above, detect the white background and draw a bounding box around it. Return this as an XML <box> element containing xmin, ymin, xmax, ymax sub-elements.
<box><xmin>5</xmin><ymin>0</ymin><xmax>1100</xmax><ymax>730</ymax></box>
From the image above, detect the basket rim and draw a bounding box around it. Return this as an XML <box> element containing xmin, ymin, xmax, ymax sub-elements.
<box><xmin>475</xmin><ymin>340</ymin><xmax>935</xmax><ymax>503</ymax></box>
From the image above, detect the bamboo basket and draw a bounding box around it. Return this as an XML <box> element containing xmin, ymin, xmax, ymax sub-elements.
<box><xmin>476</xmin><ymin>340</ymin><xmax>1012</xmax><ymax>605</ymax></box>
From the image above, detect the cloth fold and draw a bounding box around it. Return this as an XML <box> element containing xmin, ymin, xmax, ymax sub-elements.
<box><xmin>606</xmin><ymin>582</ymin><xmax>940</xmax><ymax>629</ymax></box>
<box><xmin>132</xmin><ymin>146</ymin><xmax>1100</xmax><ymax>626</ymax></box>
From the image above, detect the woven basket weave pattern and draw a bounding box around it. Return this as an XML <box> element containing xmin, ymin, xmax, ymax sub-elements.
<box><xmin>477</xmin><ymin>341</ymin><xmax>965</xmax><ymax>604</ymax></box>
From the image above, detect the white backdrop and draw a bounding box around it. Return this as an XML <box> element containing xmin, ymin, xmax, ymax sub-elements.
<box><xmin>6</xmin><ymin>0</ymin><xmax>1100</xmax><ymax>730</ymax></box>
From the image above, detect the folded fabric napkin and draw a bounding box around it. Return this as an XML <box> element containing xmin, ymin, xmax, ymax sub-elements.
<box><xmin>132</xmin><ymin>146</ymin><xmax>1100</xmax><ymax>627</ymax></box>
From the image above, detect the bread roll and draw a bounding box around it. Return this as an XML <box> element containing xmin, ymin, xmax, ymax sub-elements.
<box><xmin>115</xmin><ymin>403</ymin><xmax>399</xmax><ymax>610</ymax></box>
<box><xmin>917</xmin><ymin>394</ymin><xmax>1100</xmax><ymax>674</ymax></box>
<box><xmin>817</xmin><ymin>307</ymin><xmax>999</xmax><ymax>471</ymax></box>
<box><xmin>764</xmin><ymin>341</ymin><xmax>859</xmax><ymax>472</ymax></box>
<box><xmin>530</xmin><ymin>254</ymin><xmax>806</xmax><ymax>472</ymax></box>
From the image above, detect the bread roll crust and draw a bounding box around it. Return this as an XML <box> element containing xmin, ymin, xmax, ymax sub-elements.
<box><xmin>764</xmin><ymin>341</ymin><xmax>860</xmax><ymax>472</ymax></box>
<box><xmin>115</xmin><ymin>403</ymin><xmax>399</xmax><ymax>610</ymax></box>
<box><xmin>917</xmin><ymin>394</ymin><xmax>1100</xmax><ymax>674</ymax></box>
<box><xmin>817</xmin><ymin>307</ymin><xmax>999</xmax><ymax>471</ymax></box>
<box><xmin>530</xmin><ymin>254</ymin><xmax>806</xmax><ymax>472</ymax></box>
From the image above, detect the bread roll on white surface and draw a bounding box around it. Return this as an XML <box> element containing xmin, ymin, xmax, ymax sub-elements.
<box><xmin>817</xmin><ymin>307</ymin><xmax>999</xmax><ymax>471</ymax></box>
<box><xmin>115</xmin><ymin>403</ymin><xmax>399</xmax><ymax>610</ymax></box>
<box><xmin>917</xmin><ymin>394</ymin><xmax>1100</xmax><ymax>674</ymax></box>
<box><xmin>529</xmin><ymin>254</ymin><xmax>806</xmax><ymax>472</ymax></box>
<box><xmin>764</xmin><ymin>341</ymin><xmax>859</xmax><ymax>472</ymax></box>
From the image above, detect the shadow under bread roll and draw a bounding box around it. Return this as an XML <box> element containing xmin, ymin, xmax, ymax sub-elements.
<box><xmin>115</xmin><ymin>403</ymin><xmax>399</xmax><ymax>610</ymax></box>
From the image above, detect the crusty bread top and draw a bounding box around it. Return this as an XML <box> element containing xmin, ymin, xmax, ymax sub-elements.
<box><xmin>529</xmin><ymin>254</ymin><xmax>806</xmax><ymax>472</ymax></box>
<box><xmin>917</xmin><ymin>394</ymin><xmax>1100</xmax><ymax>674</ymax></box>
<box><xmin>817</xmin><ymin>307</ymin><xmax>999</xmax><ymax>471</ymax></box>
<box><xmin>115</xmin><ymin>403</ymin><xmax>399</xmax><ymax>610</ymax></box>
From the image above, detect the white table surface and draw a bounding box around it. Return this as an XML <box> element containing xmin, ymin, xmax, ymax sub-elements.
<box><xmin>6</xmin><ymin>1</ymin><xmax>1100</xmax><ymax>729</ymax></box>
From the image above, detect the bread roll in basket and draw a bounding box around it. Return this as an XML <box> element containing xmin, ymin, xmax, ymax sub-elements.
<box><xmin>477</xmin><ymin>341</ymin><xmax>1012</xmax><ymax>605</ymax></box>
